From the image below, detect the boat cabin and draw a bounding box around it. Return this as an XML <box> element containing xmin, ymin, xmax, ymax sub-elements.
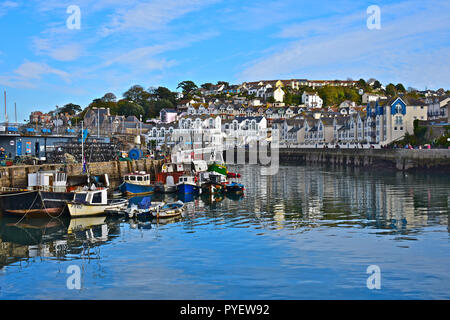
<box><xmin>73</xmin><ymin>189</ymin><xmax>108</xmax><ymax>205</ymax></box>
<box><xmin>198</xmin><ymin>171</ymin><xmax>227</xmax><ymax>184</ymax></box>
<box><xmin>28</xmin><ymin>170</ymin><xmax>67</xmax><ymax>192</ymax></box>
<box><xmin>177</xmin><ymin>175</ymin><xmax>197</xmax><ymax>185</ymax></box>
<box><xmin>123</xmin><ymin>171</ymin><xmax>151</xmax><ymax>185</ymax></box>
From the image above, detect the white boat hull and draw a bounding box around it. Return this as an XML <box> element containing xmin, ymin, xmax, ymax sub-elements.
<box><xmin>67</xmin><ymin>200</ymin><xmax>128</xmax><ymax>217</ymax></box>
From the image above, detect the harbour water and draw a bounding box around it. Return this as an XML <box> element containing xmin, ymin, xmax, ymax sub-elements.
<box><xmin>0</xmin><ymin>164</ymin><xmax>449</xmax><ymax>299</ymax></box>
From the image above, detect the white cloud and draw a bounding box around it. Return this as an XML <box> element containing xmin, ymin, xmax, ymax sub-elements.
<box><xmin>100</xmin><ymin>0</ymin><xmax>219</xmax><ymax>36</ymax></box>
<box><xmin>238</xmin><ymin>0</ymin><xmax>450</xmax><ymax>89</ymax></box>
<box><xmin>0</xmin><ymin>1</ymin><xmax>19</xmax><ymax>17</ymax></box>
<box><xmin>33</xmin><ymin>38</ymin><xmax>84</xmax><ymax>61</ymax></box>
<box><xmin>0</xmin><ymin>61</ymin><xmax>70</xmax><ymax>88</ymax></box>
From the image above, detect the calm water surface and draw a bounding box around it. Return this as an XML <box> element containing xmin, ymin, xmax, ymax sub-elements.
<box><xmin>0</xmin><ymin>165</ymin><xmax>449</xmax><ymax>299</ymax></box>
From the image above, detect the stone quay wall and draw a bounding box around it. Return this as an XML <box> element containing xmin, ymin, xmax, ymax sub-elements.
<box><xmin>0</xmin><ymin>159</ymin><xmax>164</xmax><ymax>188</ymax></box>
<box><xmin>278</xmin><ymin>148</ymin><xmax>450</xmax><ymax>171</ymax></box>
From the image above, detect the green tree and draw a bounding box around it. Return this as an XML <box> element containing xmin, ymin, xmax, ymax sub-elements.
<box><xmin>144</xmin><ymin>99</ymin><xmax>175</xmax><ymax>119</ymax></box>
<box><xmin>386</xmin><ymin>83</ymin><xmax>397</xmax><ymax>96</ymax></box>
<box><xmin>177</xmin><ymin>80</ymin><xmax>198</xmax><ymax>96</ymax></box>
<box><xmin>60</xmin><ymin>103</ymin><xmax>82</xmax><ymax>115</ymax></box>
<box><xmin>395</xmin><ymin>83</ymin><xmax>406</xmax><ymax>93</ymax></box>
<box><xmin>357</xmin><ymin>78</ymin><xmax>368</xmax><ymax>91</ymax></box>
<box><xmin>123</xmin><ymin>85</ymin><xmax>150</xmax><ymax>104</ymax></box>
<box><xmin>101</xmin><ymin>92</ymin><xmax>117</xmax><ymax>102</ymax></box>
<box><xmin>373</xmin><ymin>80</ymin><xmax>382</xmax><ymax>89</ymax></box>
<box><xmin>153</xmin><ymin>86</ymin><xmax>176</xmax><ymax>104</ymax></box>
<box><xmin>117</xmin><ymin>100</ymin><xmax>145</xmax><ymax>118</ymax></box>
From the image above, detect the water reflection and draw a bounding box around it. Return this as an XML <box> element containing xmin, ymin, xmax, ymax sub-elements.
<box><xmin>0</xmin><ymin>165</ymin><xmax>449</xmax><ymax>299</ymax></box>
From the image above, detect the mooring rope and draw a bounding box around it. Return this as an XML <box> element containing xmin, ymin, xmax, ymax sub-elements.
<box><xmin>13</xmin><ymin>191</ymin><xmax>40</xmax><ymax>226</ymax></box>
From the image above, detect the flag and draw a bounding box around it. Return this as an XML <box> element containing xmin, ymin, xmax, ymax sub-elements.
<box><xmin>82</xmin><ymin>156</ymin><xmax>87</xmax><ymax>174</ymax></box>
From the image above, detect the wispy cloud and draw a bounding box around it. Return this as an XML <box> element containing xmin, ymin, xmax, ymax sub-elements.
<box><xmin>100</xmin><ymin>0</ymin><xmax>220</xmax><ymax>36</ymax></box>
<box><xmin>0</xmin><ymin>1</ymin><xmax>19</xmax><ymax>17</ymax></box>
<box><xmin>0</xmin><ymin>61</ymin><xmax>70</xmax><ymax>88</ymax></box>
<box><xmin>33</xmin><ymin>38</ymin><xmax>84</xmax><ymax>61</ymax></box>
<box><xmin>238</xmin><ymin>0</ymin><xmax>450</xmax><ymax>88</ymax></box>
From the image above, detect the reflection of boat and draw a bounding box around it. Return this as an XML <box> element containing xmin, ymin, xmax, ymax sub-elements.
<box><xmin>225</xmin><ymin>192</ymin><xmax>245</xmax><ymax>201</ymax></box>
<box><xmin>177</xmin><ymin>175</ymin><xmax>200</xmax><ymax>194</ymax></box>
<box><xmin>67</xmin><ymin>189</ymin><xmax>128</xmax><ymax>217</ymax></box>
<box><xmin>67</xmin><ymin>216</ymin><xmax>109</xmax><ymax>241</ymax></box>
<box><xmin>177</xmin><ymin>192</ymin><xmax>195</xmax><ymax>203</ymax></box>
<box><xmin>201</xmin><ymin>192</ymin><xmax>224</xmax><ymax>204</ymax></box>
<box><xmin>0</xmin><ymin>216</ymin><xmax>68</xmax><ymax>246</ymax></box>
<box><xmin>152</xmin><ymin>201</ymin><xmax>185</xmax><ymax>218</ymax></box>
<box><xmin>119</xmin><ymin>172</ymin><xmax>154</xmax><ymax>196</ymax></box>
<box><xmin>68</xmin><ymin>215</ymin><xmax>107</xmax><ymax>233</ymax></box>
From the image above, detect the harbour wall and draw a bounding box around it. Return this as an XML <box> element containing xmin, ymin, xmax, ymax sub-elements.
<box><xmin>277</xmin><ymin>148</ymin><xmax>450</xmax><ymax>171</ymax></box>
<box><xmin>0</xmin><ymin>159</ymin><xmax>164</xmax><ymax>188</ymax></box>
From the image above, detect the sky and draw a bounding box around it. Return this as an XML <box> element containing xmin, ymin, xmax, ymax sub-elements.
<box><xmin>0</xmin><ymin>0</ymin><xmax>449</xmax><ymax>122</ymax></box>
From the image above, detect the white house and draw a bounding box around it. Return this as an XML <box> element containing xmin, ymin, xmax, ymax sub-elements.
<box><xmin>302</xmin><ymin>92</ymin><xmax>323</xmax><ymax>108</ymax></box>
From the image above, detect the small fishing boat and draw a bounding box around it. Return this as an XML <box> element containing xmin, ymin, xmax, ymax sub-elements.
<box><xmin>152</xmin><ymin>201</ymin><xmax>185</xmax><ymax>218</ymax></box>
<box><xmin>176</xmin><ymin>175</ymin><xmax>200</xmax><ymax>194</ymax></box>
<box><xmin>0</xmin><ymin>190</ymin><xmax>73</xmax><ymax>218</ymax></box>
<box><xmin>119</xmin><ymin>172</ymin><xmax>154</xmax><ymax>196</ymax></box>
<box><xmin>126</xmin><ymin>196</ymin><xmax>165</xmax><ymax>218</ymax></box>
<box><xmin>67</xmin><ymin>188</ymin><xmax>129</xmax><ymax>217</ymax></box>
<box><xmin>224</xmin><ymin>182</ymin><xmax>245</xmax><ymax>194</ymax></box>
<box><xmin>208</xmin><ymin>162</ymin><xmax>228</xmax><ymax>176</ymax></box>
<box><xmin>201</xmin><ymin>172</ymin><xmax>227</xmax><ymax>194</ymax></box>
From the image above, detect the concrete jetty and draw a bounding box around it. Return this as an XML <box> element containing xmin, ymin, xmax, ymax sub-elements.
<box><xmin>278</xmin><ymin>148</ymin><xmax>450</xmax><ymax>171</ymax></box>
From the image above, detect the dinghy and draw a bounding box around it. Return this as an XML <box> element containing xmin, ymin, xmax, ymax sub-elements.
<box><xmin>152</xmin><ymin>201</ymin><xmax>185</xmax><ymax>218</ymax></box>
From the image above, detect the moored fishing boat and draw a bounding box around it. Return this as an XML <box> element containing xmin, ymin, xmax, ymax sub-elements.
<box><xmin>176</xmin><ymin>175</ymin><xmax>200</xmax><ymax>194</ymax></box>
<box><xmin>67</xmin><ymin>188</ymin><xmax>128</xmax><ymax>217</ymax></box>
<box><xmin>152</xmin><ymin>201</ymin><xmax>185</xmax><ymax>218</ymax></box>
<box><xmin>0</xmin><ymin>190</ymin><xmax>72</xmax><ymax>218</ymax></box>
<box><xmin>208</xmin><ymin>162</ymin><xmax>228</xmax><ymax>176</ymax></box>
<box><xmin>200</xmin><ymin>172</ymin><xmax>227</xmax><ymax>194</ymax></box>
<box><xmin>126</xmin><ymin>196</ymin><xmax>165</xmax><ymax>218</ymax></box>
<box><xmin>223</xmin><ymin>181</ymin><xmax>245</xmax><ymax>194</ymax></box>
<box><xmin>119</xmin><ymin>172</ymin><xmax>154</xmax><ymax>196</ymax></box>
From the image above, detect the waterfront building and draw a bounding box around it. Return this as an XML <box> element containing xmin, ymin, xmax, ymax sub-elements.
<box><xmin>426</xmin><ymin>95</ymin><xmax>450</xmax><ymax>122</ymax></box>
<box><xmin>366</xmin><ymin>95</ymin><xmax>428</xmax><ymax>145</ymax></box>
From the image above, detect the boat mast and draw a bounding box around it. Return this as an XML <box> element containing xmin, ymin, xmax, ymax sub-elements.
<box><xmin>4</xmin><ymin>90</ymin><xmax>8</xmax><ymax>124</ymax></box>
<box><xmin>81</xmin><ymin>120</ymin><xmax>85</xmax><ymax>173</ymax></box>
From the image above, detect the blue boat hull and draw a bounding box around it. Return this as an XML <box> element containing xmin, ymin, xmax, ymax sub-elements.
<box><xmin>120</xmin><ymin>182</ymin><xmax>154</xmax><ymax>195</ymax></box>
<box><xmin>177</xmin><ymin>183</ymin><xmax>199</xmax><ymax>194</ymax></box>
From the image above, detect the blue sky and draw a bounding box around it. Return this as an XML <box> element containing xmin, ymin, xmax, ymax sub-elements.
<box><xmin>0</xmin><ymin>0</ymin><xmax>449</xmax><ymax>121</ymax></box>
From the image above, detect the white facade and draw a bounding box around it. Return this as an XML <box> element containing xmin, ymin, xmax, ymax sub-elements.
<box><xmin>302</xmin><ymin>92</ymin><xmax>323</xmax><ymax>108</ymax></box>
